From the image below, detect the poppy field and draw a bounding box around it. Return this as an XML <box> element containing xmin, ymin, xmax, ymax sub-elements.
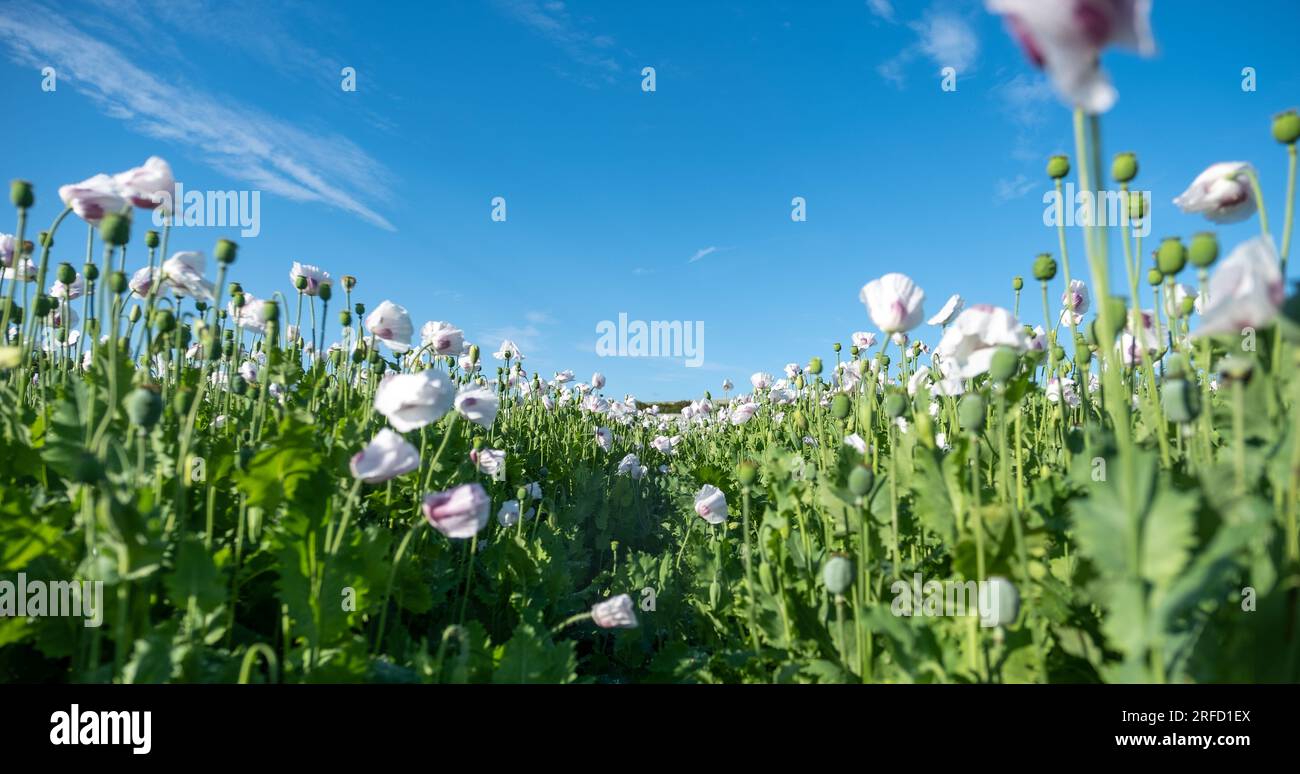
<box><xmin>2</xmin><ymin>1</ymin><xmax>1300</xmax><ymax>685</ymax></box>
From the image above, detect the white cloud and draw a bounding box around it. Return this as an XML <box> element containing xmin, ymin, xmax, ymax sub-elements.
<box><xmin>994</xmin><ymin>73</ymin><xmax>1056</xmax><ymax>127</ymax></box>
<box><xmin>912</xmin><ymin>12</ymin><xmax>978</xmax><ymax>74</ymax></box>
<box><xmin>0</xmin><ymin>2</ymin><xmax>396</xmax><ymax>230</ymax></box>
<box><xmin>876</xmin><ymin>9</ymin><xmax>979</xmax><ymax>88</ymax></box>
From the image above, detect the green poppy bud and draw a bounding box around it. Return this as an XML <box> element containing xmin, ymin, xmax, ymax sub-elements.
<box><xmin>1012</xmin><ymin>276</ymin><xmax>1023</xmax><ymax>291</ymax></box>
<box><xmin>1032</xmin><ymin>253</ymin><xmax>1057</xmax><ymax>282</ymax></box>
<box><xmin>878</xmin><ymin>353</ymin><xmax>890</xmax><ymax>367</ymax></box>
<box><xmin>128</xmin><ymin>304</ymin><xmax>142</xmax><ymax>323</ymax></box>
<box><xmin>33</xmin><ymin>295</ymin><xmax>52</xmax><ymax>318</ymax></box>
<box><xmin>1045</xmin><ymin>154</ymin><xmax>1070</xmax><ymax>180</ymax></box>
<box><xmin>469</xmin><ymin>344</ymin><xmax>480</xmax><ymax>364</ymax></box>
<box><xmin>83</xmin><ymin>262</ymin><xmax>100</xmax><ymax>282</ymax></box>
<box><xmin>849</xmin><ymin>344</ymin><xmax>859</xmax><ymax>358</ymax></box>
<box><xmin>832</xmin><ymin>342</ymin><xmax>841</xmax><ymax>353</ymax></box>
<box><xmin>958</xmin><ymin>393</ymin><xmax>986</xmax><ymax>432</ymax></box>
<box><xmin>737</xmin><ymin>459</ymin><xmax>758</xmax><ymax>487</ymax></box>
<box><xmin>830</xmin><ymin>393</ymin><xmax>851</xmax><ymax>419</ymax></box>
<box><xmin>350</xmin><ymin>346</ymin><xmax>365</xmax><ymax>364</ymax></box>
<box><xmin>1052</xmin><ymin>345</ymin><xmax>1066</xmax><ymax>363</ymax></box>
<box><xmin>848</xmin><ymin>465</ymin><xmax>874</xmax><ymax>497</ymax></box>
<box><xmin>215</xmin><ymin>238</ymin><xmax>238</xmax><ymax>265</ymax></box>
<box><xmin>988</xmin><ymin>347</ymin><xmax>1019</xmax><ymax>384</ymax></box>
<box><xmin>56</xmin><ymin>262</ymin><xmax>76</xmax><ymax>285</ymax></box>
<box><xmin>123</xmin><ymin>385</ymin><xmax>163</xmax><ymax>428</ymax></box>
<box><xmin>883</xmin><ymin>392</ymin><xmax>906</xmax><ymax>419</ymax></box>
<box><xmin>1161</xmin><ymin>378</ymin><xmax>1200</xmax><ymax>424</ymax></box>
<box><xmin>822</xmin><ymin>554</ymin><xmax>853</xmax><ymax>596</ymax></box>
<box><xmin>1156</xmin><ymin>237</ymin><xmax>1186</xmax><ymax>276</ymax></box>
<box><xmin>293</xmin><ymin>274</ymin><xmax>308</xmax><ymax>291</ymax></box>
<box><xmin>793</xmin><ymin>409</ymin><xmax>809</xmax><ymax>432</ymax></box>
<box><xmin>10</xmin><ymin>179</ymin><xmax>34</xmax><ymax>209</ymax></box>
<box><xmin>1188</xmin><ymin>232</ymin><xmax>1219</xmax><ymax>269</ymax></box>
<box><xmin>1179</xmin><ymin>295</ymin><xmax>1196</xmax><ymax>317</ymax></box>
<box><xmin>354</xmin><ymin>302</ymin><xmax>365</xmax><ymax>316</ymax></box>
<box><xmin>808</xmin><ymin>356</ymin><xmax>823</xmax><ymax>375</ymax></box>
<box><xmin>261</xmin><ymin>300</ymin><xmax>279</xmax><ymax>323</ymax></box>
<box><xmin>145</xmin><ymin>229</ymin><xmax>160</xmax><ymax>248</ymax></box>
<box><xmin>99</xmin><ymin>212</ymin><xmax>131</xmax><ymax>246</ymax></box>
<box><xmin>1110</xmin><ymin>151</ymin><xmax>1138</xmax><ymax>183</ymax></box>
<box><xmin>108</xmin><ymin>270</ymin><xmax>127</xmax><ymax>295</ymax></box>
<box><xmin>1272</xmin><ymin>109</ymin><xmax>1300</xmax><ymax>145</ymax></box>
<box><xmin>339</xmin><ymin>310</ymin><xmax>352</xmax><ymax>327</ymax></box>
<box><xmin>1092</xmin><ymin>296</ymin><xmax>1128</xmax><ymax>344</ymax></box>
<box><xmin>1147</xmin><ymin>268</ymin><xmax>1163</xmax><ymax>286</ymax></box>
<box><xmin>318</xmin><ymin>283</ymin><xmax>332</xmax><ymax>302</ymax></box>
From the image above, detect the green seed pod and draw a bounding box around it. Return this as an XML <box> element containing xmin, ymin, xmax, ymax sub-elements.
<box><xmin>883</xmin><ymin>392</ymin><xmax>906</xmax><ymax>419</ymax></box>
<box><xmin>10</xmin><ymin>179</ymin><xmax>34</xmax><ymax>209</ymax></box>
<box><xmin>848</xmin><ymin>465</ymin><xmax>874</xmax><ymax>497</ymax></box>
<box><xmin>1179</xmin><ymin>295</ymin><xmax>1196</xmax><ymax>317</ymax></box>
<box><xmin>737</xmin><ymin>459</ymin><xmax>758</xmax><ymax>487</ymax></box>
<box><xmin>83</xmin><ymin>262</ymin><xmax>100</xmax><ymax>282</ymax></box>
<box><xmin>958</xmin><ymin>393</ymin><xmax>986</xmax><ymax>432</ymax></box>
<box><xmin>1074</xmin><ymin>343</ymin><xmax>1092</xmax><ymax>369</ymax></box>
<box><xmin>878</xmin><ymin>353</ymin><xmax>890</xmax><ymax>368</ymax></box>
<box><xmin>1092</xmin><ymin>296</ymin><xmax>1128</xmax><ymax>344</ymax></box>
<box><xmin>1161</xmin><ymin>378</ymin><xmax>1200</xmax><ymax>423</ymax></box>
<box><xmin>342</xmin><ymin>275</ymin><xmax>357</xmax><ymax>292</ymax></box>
<box><xmin>832</xmin><ymin>342</ymin><xmax>841</xmax><ymax>353</ymax></box>
<box><xmin>794</xmin><ymin>374</ymin><xmax>805</xmax><ymax>390</ymax></box>
<box><xmin>128</xmin><ymin>304</ymin><xmax>142</xmax><ymax>323</ymax></box>
<box><xmin>1188</xmin><ymin>232</ymin><xmax>1219</xmax><ymax>269</ymax></box>
<box><xmin>808</xmin><ymin>356</ymin><xmax>823</xmax><ymax>375</ymax></box>
<box><xmin>122</xmin><ymin>385</ymin><xmax>163</xmax><ymax>428</ymax></box>
<box><xmin>793</xmin><ymin>409</ymin><xmax>809</xmax><ymax>432</ymax></box>
<box><xmin>1032</xmin><ymin>253</ymin><xmax>1057</xmax><ymax>282</ymax></box>
<box><xmin>231</xmin><ymin>374</ymin><xmax>248</xmax><ymax>395</ymax></box>
<box><xmin>56</xmin><ymin>262</ymin><xmax>76</xmax><ymax>285</ymax></box>
<box><xmin>261</xmin><ymin>299</ymin><xmax>280</xmax><ymax>323</ymax></box>
<box><xmin>1012</xmin><ymin>276</ymin><xmax>1023</xmax><ymax>291</ymax></box>
<box><xmin>33</xmin><ymin>295</ymin><xmax>52</xmax><ymax>318</ymax></box>
<box><xmin>830</xmin><ymin>393</ymin><xmax>851</xmax><ymax>420</ymax></box>
<box><xmin>1128</xmin><ymin>190</ymin><xmax>1148</xmax><ymax>220</ymax></box>
<box><xmin>152</xmin><ymin>309</ymin><xmax>176</xmax><ymax>333</ymax></box>
<box><xmin>215</xmin><ymin>238</ymin><xmax>238</xmax><ymax>265</ymax></box>
<box><xmin>99</xmin><ymin>212</ymin><xmax>131</xmax><ymax>246</ymax></box>
<box><xmin>1272</xmin><ymin>109</ymin><xmax>1300</xmax><ymax>145</ymax></box>
<box><xmin>848</xmin><ymin>345</ymin><xmax>859</xmax><ymax>358</ymax></box>
<box><xmin>1147</xmin><ymin>268</ymin><xmax>1163</xmax><ymax>286</ymax></box>
<box><xmin>982</xmin><ymin>576</ymin><xmax>1019</xmax><ymax>628</ymax></box>
<box><xmin>319</xmin><ymin>283</ymin><xmax>332</xmax><ymax>302</ymax></box>
<box><xmin>1156</xmin><ymin>237</ymin><xmax>1186</xmax><ymax>276</ymax></box>
<box><xmin>293</xmin><ymin>274</ymin><xmax>308</xmax><ymax>291</ymax></box>
<box><xmin>1110</xmin><ymin>151</ymin><xmax>1138</xmax><ymax>183</ymax></box>
<box><xmin>339</xmin><ymin>310</ymin><xmax>352</xmax><ymax>327</ymax></box>
<box><xmin>822</xmin><ymin>554</ymin><xmax>854</xmax><ymax>596</ymax></box>
<box><xmin>350</xmin><ymin>346</ymin><xmax>365</xmax><ymax>364</ymax></box>
<box><xmin>988</xmin><ymin>347</ymin><xmax>1019</xmax><ymax>384</ymax></box>
<box><xmin>108</xmin><ymin>270</ymin><xmax>128</xmax><ymax>295</ymax></box>
<box><xmin>1051</xmin><ymin>345</ymin><xmax>1066</xmax><ymax>363</ymax></box>
<box><xmin>145</xmin><ymin>229</ymin><xmax>160</xmax><ymax>249</ymax></box>
<box><xmin>1045</xmin><ymin>154</ymin><xmax>1070</xmax><ymax>180</ymax></box>
<box><xmin>354</xmin><ymin>302</ymin><xmax>365</xmax><ymax>316</ymax></box>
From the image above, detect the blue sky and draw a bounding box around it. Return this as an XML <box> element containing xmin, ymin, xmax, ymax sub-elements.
<box><xmin>1</xmin><ymin>0</ymin><xmax>1297</xmax><ymax>399</ymax></box>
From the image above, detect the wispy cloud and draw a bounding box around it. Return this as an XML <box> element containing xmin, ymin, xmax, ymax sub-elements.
<box><xmin>866</xmin><ymin>0</ymin><xmax>896</xmax><ymax>23</ymax></box>
<box><xmin>492</xmin><ymin>0</ymin><xmax>624</xmax><ymax>85</ymax></box>
<box><xmin>688</xmin><ymin>245</ymin><xmax>735</xmax><ymax>263</ymax></box>
<box><xmin>0</xmin><ymin>2</ymin><xmax>396</xmax><ymax>230</ymax></box>
<box><xmin>876</xmin><ymin>9</ymin><xmax>979</xmax><ymax>89</ymax></box>
<box><xmin>994</xmin><ymin>173</ymin><xmax>1037</xmax><ymax>202</ymax></box>
<box><xmin>994</xmin><ymin>73</ymin><xmax>1055</xmax><ymax>127</ymax></box>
